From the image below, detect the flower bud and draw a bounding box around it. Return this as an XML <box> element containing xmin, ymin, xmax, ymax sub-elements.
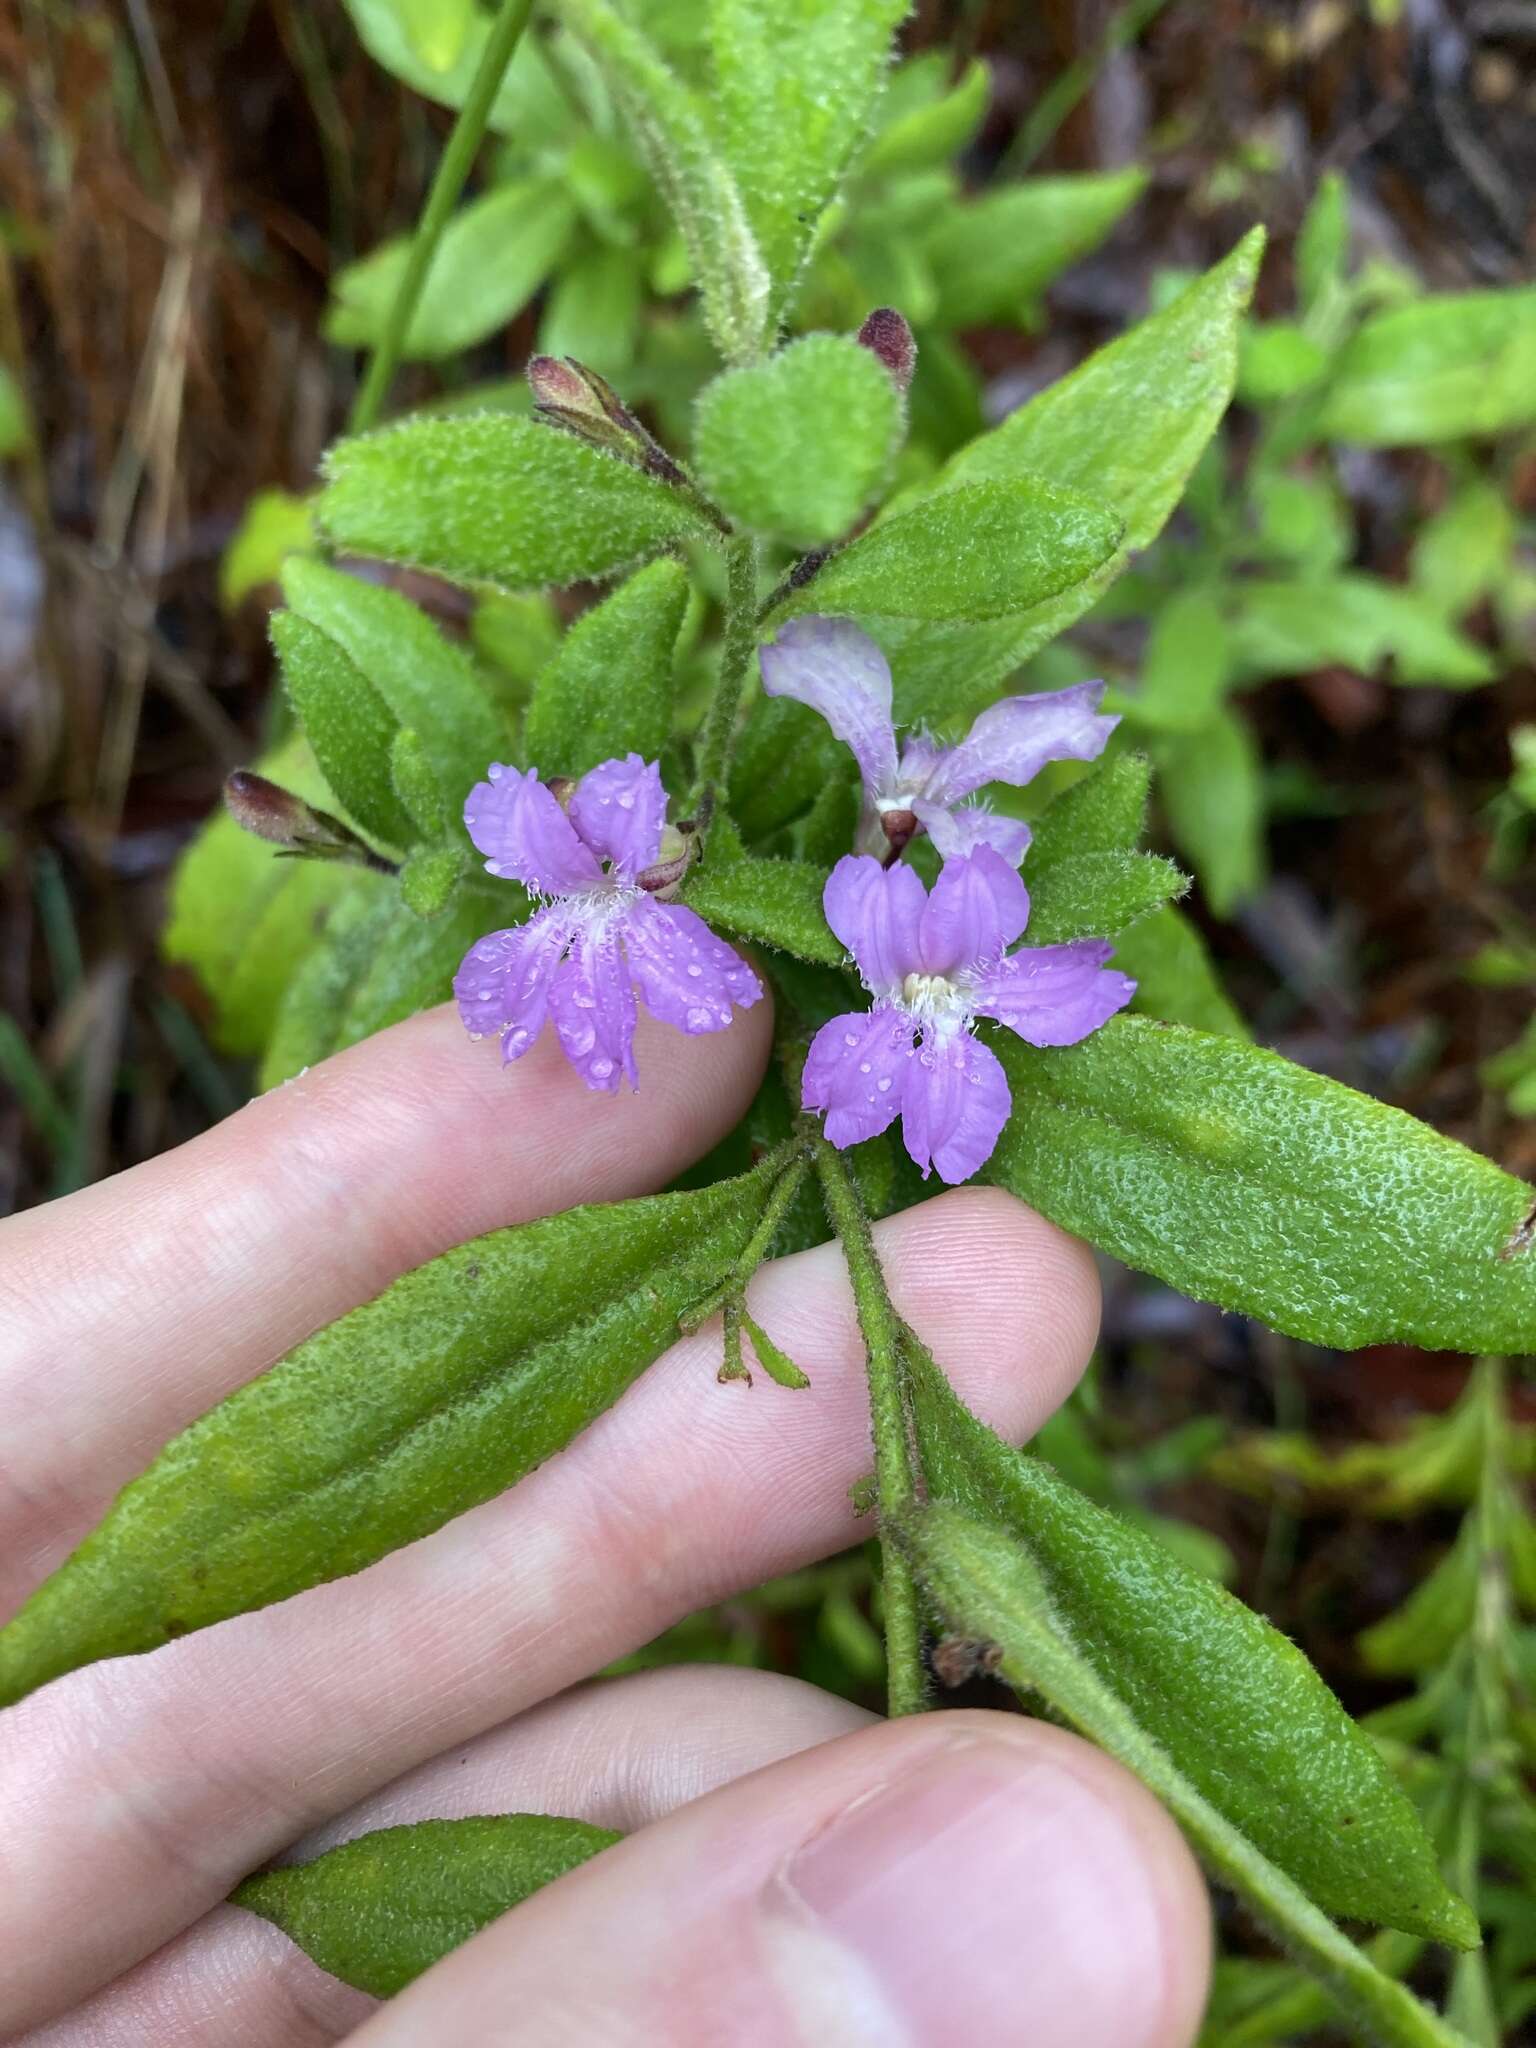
<box><xmin>857</xmin><ymin>307</ymin><xmax>916</xmax><ymax>392</ymax></box>
<box><xmin>528</xmin><ymin>355</ymin><xmax>651</xmax><ymax>462</ymax></box>
<box><xmin>223</xmin><ymin>771</ymin><xmax>394</xmax><ymax>871</ymax></box>
<box><xmin>635</xmin><ymin>821</ymin><xmax>698</xmax><ymax>899</ymax></box>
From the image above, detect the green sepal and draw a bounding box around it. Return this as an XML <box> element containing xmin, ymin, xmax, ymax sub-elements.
<box><xmin>740</xmin><ymin>1309</ymin><xmax>810</xmax><ymax>1389</ymax></box>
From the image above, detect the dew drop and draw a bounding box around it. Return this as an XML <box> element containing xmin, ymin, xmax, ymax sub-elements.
<box><xmin>844</xmin><ymin>1032</ymin><xmax>860</xmax><ymax>1048</ymax></box>
<box><xmin>488</xmin><ymin>764</ymin><xmax>505</xmax><ymax>783</ymax></box>
<box><xmin>877</xmin><ymin>1075</ymin><xmax>893</xmax><ymax>1093</ymax></box>
<box><xmin>686</xmin><ymin>963</ymin><xmax>703</xmax><ymax>978</ymax></box>
<box><xmin>565</xmin><ymin>1022</ymin><xmax>595</xmax><ymax>1056</ymax></box>
<box><xmin>858</xmin><ymin>1061</ymin><xmax>871</xmax><ymax>1074</ymax></box>
<box><xmin>685</xmin><ymin>1005</ymin><xmax>714</xmax><ymax>1031</ymax></box>
<box><xmin>590</xmin><ymin>1058</ymin><xmax>614</xmax><ymax>1080</ymax></box>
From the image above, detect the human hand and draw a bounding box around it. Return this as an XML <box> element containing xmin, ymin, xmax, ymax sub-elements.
<box><xmin>0</xmin><ymin>996</ymin><xmax>1209</xmax><ymax>2044</ymax></box>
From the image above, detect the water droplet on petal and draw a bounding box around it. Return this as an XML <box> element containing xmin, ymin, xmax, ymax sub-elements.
<box><xmin>858</xmin><ymin>1061</ymin><xmax>871</xmax><ymax>1074</ymax></box>
<box><xmin>591</xmin><ymin>1057</ymin><xmax>613</xmax><ymax>1080</ymax></box>
<box><xmin>488</xmin><ymin>765</ymin><xmax>504</xmax><ymax>783</ymax></box>
<box><xmin>877</xmin><ymin>1075</ymin><xmax>893</xmax><ymax>1093</ymax></box>
<box><xmin>686</xmin><ymin>963</ymin><xmax>703</xmax><ymax>978</ymax></box>
<box><xmin>685</xmin><ymin>1005</ymin><xmax>714</xmax><ymax>1031</ymax></box>
<box><xmin>844</xmin><ymin>1032</ymin><xmax>860</xmax><ymax>1048</ymax></box>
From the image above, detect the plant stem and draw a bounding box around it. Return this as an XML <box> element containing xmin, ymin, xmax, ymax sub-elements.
<box><xmin>690</xmin><ymin>531</ymin><xmax>759</xmax><ymax>820</ymax></box>
<box><xmin>347</xmin><ymin>0</ymin><xmax>535</xmax><ymax>434</ymax></box>
<box><xmin>814</xmin><ymin>1139</ymin><xmax>927</xmax><ymax>1717</ymax></box>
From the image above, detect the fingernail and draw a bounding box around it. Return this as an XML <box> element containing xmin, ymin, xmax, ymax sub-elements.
<box><xmin>766</xmin><ymin>1731</ymin><xmax>1180</xmax><ymax>2048</ymax></box>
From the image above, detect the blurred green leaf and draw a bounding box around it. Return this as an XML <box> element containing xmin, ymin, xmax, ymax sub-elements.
<box><xmin>235</xmin><ymin>1815</ymin><xmax>619</xmax><ymax>1995</ymax></box>
<box><xmin>1116</xmin><ymin>904</ymin><xmax>1249</xmax><ymax>1039</ymax></box>
<box><xmin>525</xmin><ymin>558</ymin><xmax>689</xmax><ymax>775</ymax></box>
<box><xmin>327</xmin><ymin>181</ymin><xmax>575</xmax><ymax>360</ymax></box>
<box><xmin>1358</xmin><ymin>1520</ymin><xmax>1482</xmax><ymax>1676</ymax></box>
<box><xmin>773</xmin><ymin>477</ymin><xmax>1122</xmax><ymax>626</ymax></box>
<box><xmin>537</xmin><ymin>242</ymin><xmax>645</xmax><ymax>383</ymax></box>
<box><xmin>1295</xmin><ymin>171</ymin><xmax>1349</xmax><ymax>320</ymax></box>
<box><xmin>694</xmin><ymin>335</ymin><xmax>901</xmax><ymax>547</ymax></box>
<box><xmin>1228</xmin><ymin>576</ymin><xmax>1494</xmax><ymax>688</ymax></box>
<box><xmin>708</xmin><ymin>0</ymin><xmax>907</xmax><ymax>325</ymax></box>
<box><xmin>272</xmin><ymin>610</ymin><xmax>416</xmax><ymax>849</ymax></box>
<box><xmin>1155</xmin><ymin>706</ymin><xmax>1265</xmax><ymax>918</ymax></box>
<box><xmin>1411</xmin><ymin>480</ymin><xmax>1515</xmax><ymax>618</ymax></box>
<box><xmin>1127</xmin><ymin>587</ymin><xmax>1231</xmax><ymax>733</ymax></box>
<box><xmin>988</xmin><ymin>1014</ymin><xmax>1536</xmax><ymax>1352</ymax></box>
<box><xmin>861</xmin><ymin>53</ymin><xmax>989</xmax><ymax>176</ymax></box>
<box><xmin>0</xmin><ymin>1167</ymin><xmax>778</xmax><ymax>1704</ymax></box>
<box><xmin>922</xmin><ymin>168</ymin><xmax>1147</xmax><ymax>327</ymax></box>
<box><xmin>341</xmin><ymin>0</ymin><xmax>571</xmax><ymax>140</ymax></box>
<box><xmin>258</xmin><ymin>882</ymin><xmax>398</xmax><ymax>1089</ymax></box>
<box><xmin>1249</xmin><ymin>471</ymin><xmax>1351</xmax><ymax>572</ymax></box>
<box><xmin>219</xmin><ymin>489</ymin><xmax>314</xmax><ymax>610</ymax></box>
<box><xmin>1237</xmin><ymin>322</ymin><xmax>1329</xmax><ymax>405</ymax></box>
<box><xmin>729</xmin><ymin>695</ymin><xmax>851</xmax><ymax>843</ymax></box>
<box><xmin>1315</xmin><ymin>289</ymin><xmax>1536</xmax><ymax>444</ymax></box>
<box><xmin>319</xmin><ymin>415</ymin><xmax>715</xmax><ymax>593</ymax></box>
<box><xmin>282</xmin><ymin>559</ymin><xmax>507</xmax><ymax>800</ymax></box>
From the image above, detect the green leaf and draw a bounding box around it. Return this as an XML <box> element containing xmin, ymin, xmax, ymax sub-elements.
<box><xmin>1115</xmin><ymin>904</ymin><xmax>1249</xmax><ymax>1040</ymax></box>
<box><xmin>390</xmin><ymin>727</ymin><xmax>453</xmax><ymax>839</ymax></box>
<box><xmin>339</xmin><ymin>884</ymin><xmax>511</xmax><ymax>1046</ymax></box>
<box><xmin>525</xmin><ymin>558</ymin><xmax>689</xmax><ymax>776</ymax></box>
<box><xmin>1358</xmin><ymin>1520</ymin><xmax>1482</xmax><ymax>1676</ymax></box>
<box><xmin>537</xmin><ymin>242</ymin><xmax>645</xmax><ymax>384</ymax></box>
<box><xmin>0</xmin><ymin>1168</ymin><xmax>777</xmax><ymax>1703</ymax></box>
<box><xmin>234</xmin><ymin>1814</ymin><xmax>618</xmax><ymax>1996</ymax></box>
<box><xmin>0</xmin><ymin>362</ymin><xmax>31</xmax><ymax>456</ymax></box>
<box><xmin>271</xmin><ymin>611</ymin><xmax>415</xmax><ymax>849</ymax></box>
<box><xmin>1125</xmin><ymin>587</ymin><xmax>1231</xmax><ymax>733</ymax></box>
<box><xmin>1024</xmin><ymin>850</ymin><xmax>1185</xmax><ymax>945</ymax></box>
<box><xmin>1154</xmin><ymin>707</ymin><xmax>1265</xmax><ymax>917</ymax></box>
<box><xmin>1026</xmin><ymin>751</ymin><xmax>1151</xmax><ymax>867</ymax></box>
<box><xmin>1249</xmin><ymin>471</ymin><xmax>1351</xmax><ymax>572</ymax></box>
<box><xmin>1237</xmin><ymin>322</ymin><xmax>1329</xmax><ymax>405</ymax></box>
<box><xmin>399</xmin><ymin>844</ymin><xmax>469</xmax><ymax>918</ymax></box>
<box><xmin>1411</xmin><ymin>480</ymin><xmax>1514</xmax><ymax>617</ymax></box>
<box><xmin>881</xmin><ymin>229</ymin><xmax>1264</xmax><ymax>725</ymax></box>
<box><xmin>694</xmin><ymin>335</ymin><xmax>901</xmax><ymax>547</ymax></box>
<box><xmin>905</xmin><ymin>1352</ymin><xmax>1476</xmax><ymax>1947</ymax></box>
<box><xmin>772</xmin><ymin>477</ymin><xmax>1122</xmax><ymax>627</ymax></box>
<box><xmin>1295</xmin><ymin>171</ymin><xmax>1348</xmax><ymax>318</ymax></box>
<box><xmin>708</xmin><ymin>0</ymin><xmax>907</xmax><ymax>324</ymax></box>
<box><xmin>729</xmin><ymin>696</ymin><xmax>851</xmax><ymax>843</ymax></box>
<box><xmin>1227</xmin><ymin>575</ymin><xmax>1494</xmax><ymax>688</ymax></box>
<box><xmin>1314</xmin><ymin>289</ymin><xmax>1536</xmax><ymax>444</ymax></box>
<box><xmin>861</xmin><ymin>54</ymin><xmax>989</xmax><ymax>176</ymax></box>
<box><xmin>682</xmin><ymin>834</ymin><xmax>844</xmax><ymax>968</ymax></box>
<box><xmin>219</xmin><ymin>489</ymin><xmax>314</xmax><ymax>610</ymax></box>
<box><xmin>282</xmin><ymin>558</ymin><xmax>507</xmax><ymax>799</ymax></box>
<box><xmin>988</xmin><ymin>1013</ymin><xmax>1536</xmax><ymax>1352</ymax></box>
<box><xmin>326</xmin><ymin>182</ymin><xmax>575</xmax><ymax>360</ymax></box>
<box><xmin>922</xmin><ymin>169</ymin><xmax>1147</xmax><ymax>328</ymax></box>
<box><xmin>164</xmin><ymin>734</ymin><xmax>361</xmax><ymax>1058</ymax></box>
<box><xmin>341</xmin><ymin>1</ymin><xmax>571</xmax><ymax>141</ymax></box>
<box><xmin>558</xmin><ymin>0</ymin><xmax>770</xmax><ymax>363</ymax></box>
<box><xmin>319</xmin><ymin>415</ymin><xmax>715</xmax><ymax>594</ymax></box>
<box><xmin>259</xmin><ymin>882</ymin><xmax>399</xmax><ymax>1089</ymax></box>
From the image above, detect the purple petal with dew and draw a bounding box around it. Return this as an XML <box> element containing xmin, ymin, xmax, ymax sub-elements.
<box><xmin>967</xmin><ymin>939</ymin><xmax>1136</xmax><ymax>1048</ymax></box>
<box><xmin>915</xmin><ymin>798</ymin><xmax>1033</xmax><ymax>869</ymax></box>
<box><xmin>463</xmin><ymin>764</ymin><xmax>601</xmax><ymax>894</ymax></box>
<box><xmin>569</xmin><ymin>753</ymin><xmax>667</xmax><ymax>878</ymax></box>
<box><xmin>922</xmin><ymin>683</ymin><xmax>1117</xmax><ymax>806</ymax></box>
<box><xmin>549</xmin><ymin>923</ymin><xmax>639</xmax><ymax>1092</ymax></box>
<box><xmin>916</xmin><ymin>846</ymin><xmax>1030</xmax><ymax>977</ymax></box>
<box><xmin>823</xmin><ymin>854</ymin><xmax>927</xmax><ymax>994</ymax></box>
<box><xmin>803</xmin><ymin>1005</ymin><xmax>915</xmax><ymax>1150</ymax></box>
<box><xmin>899</xmin><ymin>1027</ymin><xmax>1011</xmax><ymax>1185</ymax></box>
<box><xmin>452</xmin><ymin>907</ymin><xmax>574</xmax><ymax>1063</ymax></box>
<box><xmin>759</xmin><ymin>617</ymin><xmax>900</xmax><ymax>802</ymax></box>
<box><xmin>624</xmin><ymin>897</ymin><xmax>762</xmax><ymax>1034</ymax></box>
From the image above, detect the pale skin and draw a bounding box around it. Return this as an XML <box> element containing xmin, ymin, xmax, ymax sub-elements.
<box><xmin>0</xmin><ymin>993</ymin><xmax>1212</xmax><ymax>2045</ymax></box>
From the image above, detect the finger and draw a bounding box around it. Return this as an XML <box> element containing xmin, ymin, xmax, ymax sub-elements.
<box><xmin>0</xmin><ymin>995</ymin><xmax>772</xmax><ymax>1610</ymax></box>
<box><xmin>0</xmin><ymin>1188</ymin><xmax>1098</xmax><ymax>2031</ymax></box>
<box><xmin>354</xmin><ymin>1711</ymin><xmax>1212</xmax><ymax>2048</ymax></box>
<box><xmin>20</xmin><ymin>1668</ymin><xmax>873</xmax><ymax>2048</ymax></box>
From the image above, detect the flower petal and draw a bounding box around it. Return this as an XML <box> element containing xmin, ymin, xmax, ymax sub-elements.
<box><xmin>568</xmin><ymin>754</ymin><xmax>667</xmax><ymax>877</ymax></box>
<box><xmin>624</xmin><ymin>898</ymin><xmax>763</xmax><ymax>1034</ymax></box>
<box><xmin>452</xmin><ymin>907</ymin><xmax>572</xmax><ymax>1061</ymax></box>
<box><xmin>463</xmin><ymin>765</ymin><xmax>601</xmax><ymax>894</ymax></box>
<box><xmin>916</xmin><ymin>846</ymin><xmax>1030</xmax><ymax>976</ymax></box>
<box><xmin>803</xmin><ymin>1006</ymin><xmax>915</xmax><ymax>1150</ymax></box>
<box><xmin>759</xmin><ymin>617</ymin><xmax>900</xmax><ymax>801</ymax></box>
<box><xmin>914</xmin><ymin>798</ymin><xmax>1033</xmax><ymax>869</ymax></box>
<box><xmin>967</xmin><ymin>939</ymin><xmax>1136</xmax><ymax>1048</ymax></box>
<box><xmin>548</xmin><ymin>923</ymin><xmax>639</xmax><ymax>1092</ymax></box>
<box><xmin>900</xmin><ymin>1028</ymin><xmax>1010</xmax><ymax>1185</ymax></box>
<box><xmin>921</xmin><ymin>683</ymin><xmax>1117</xmax><ymax>805</ymax></box>
<box><xmin>823</xmin><ymin>854</ymin><xmax>927</xmax><ymax>994</ymax></box>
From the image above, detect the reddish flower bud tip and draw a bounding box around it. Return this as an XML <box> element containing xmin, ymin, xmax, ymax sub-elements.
<box><xmin>224</xmin><ymin>769</ymin><xmax>310</xmax><ymax>846</ymax></box>
<box><xmin>527</xmin><ymin>355</ymin><xmax>594</xmax><ymax>413</ymax></box>
<box><xmin>857</xmin><ymin>307</ymin><xmax>916</xmax><ymax>391</ymax></box>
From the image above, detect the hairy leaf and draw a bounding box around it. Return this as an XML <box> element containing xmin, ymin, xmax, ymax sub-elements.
<box><xmin>1025</xmin><ymin>850</ymin><xmax>1185</xmax><ymax>946</ymax></box>
<box><xmin>771</xmin><ymin>477</ymin><xmax>1122</xmax><ymax>627</ymax></box>
<box><xmin>988</xmin><ymin>1014</ymin><xmax>1536</xmax><ymax>1352</ymax></box>
<box><xmin>694</xmin><ymin>335</ymin><xmax>901</xmax><ymax>547</ymax></box>
<box><xmin>1115</xmin><ymin>905</ymin><xmax>1249</xmax><ymax>1040</ymax></box>
<box><xmin>319</xmin><ymin>415</ymin><xmax>715</xmax><ymax>593</ymax></box>
<box><xmin>922</xmin><ymin>169</ymin><xmax>1147</xmax><ymax>327</ymax></box>
<box><xmin>282</xmin><ymin>559</ymin><xmax>507</xmax><ymax>800</ymax></box>
<box><xmin>234</xmin><ymin>1815</ymin><xmax>619</xmax><ymax>1995</ymax></box>
<box><xmin>708</xmin><ymin>0</ymin><xmax>907</xmax><ymax>323</ymax></box>
<box><xmin>259</xmin><ymin>883</ymin><xmax>400</xmax><ymax>1089</ymax></box>
<box><xmin>682</xmin><ymin>839</ymin><xmax>843</xmax><ymax>968</ymax></box>
<box><xmin>271</xmin><ymin>611</ymin><xmax>415</xmax><ymax>849</ymax></box>
<box><xmin>524</xmin><ymin>558</ymin><xmax>689</xmax><ymax>776</ymax></box>
<box><xmin>0</xmin><ymin>1170</ymin><xmax>777</xmax><ymax>1703</ymax></box>
<box><xmin>1026</xmin><ymin>751</ymin><xmax>1151</xmax><ymax>869</ymax></box>
<box><xmin>1314</xmin><ymin>289</ymin><xmax>1536</xmax><ymax>445</ymax></box>
<box><xmin>326</xmin><ymin>182</ymin><xmax>575</xmax><ymax>359</ymax></box>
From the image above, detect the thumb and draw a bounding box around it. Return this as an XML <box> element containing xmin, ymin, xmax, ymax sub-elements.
<box><xmin>349</xmin><ymin>1709</ymin><xmax>1211</xmax><ymax>2047</ymax></box>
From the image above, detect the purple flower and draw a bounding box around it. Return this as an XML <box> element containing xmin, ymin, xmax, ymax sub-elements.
<box><xmin>454</xmin><ymin>754</ymin><xmax>762</xmax><ymax>1092</ymax></box>
<box><xmin>759</xmin><ymin>616</ymin><xmax>1118</xmax><ymax>865</ymax></box>
<box><xmin>804</xmin><ymin>847</ymin><xmax>1135</xmax><ymax>1184</ymax></box>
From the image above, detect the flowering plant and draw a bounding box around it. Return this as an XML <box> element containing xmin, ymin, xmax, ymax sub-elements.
<box><xmin>10</xmin><ymin>5</ymin><xmax>1536</xmax><ymax>2043</ymax></box>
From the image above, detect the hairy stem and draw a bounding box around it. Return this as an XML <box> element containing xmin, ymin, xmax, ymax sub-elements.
<box><xmin>814</xmin><ymin>1139</ymin><xmax>927</xmax><ymax>1717</ymax></box>
<box><xmin>347</xmin><ymin>0</ymin><xmax>535</xmax><ymax>434</ymax></box>
<box><xmin>690</xmin><ymin>531</ymin><xmax>760</xmax><ymax>821</ymax></box>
